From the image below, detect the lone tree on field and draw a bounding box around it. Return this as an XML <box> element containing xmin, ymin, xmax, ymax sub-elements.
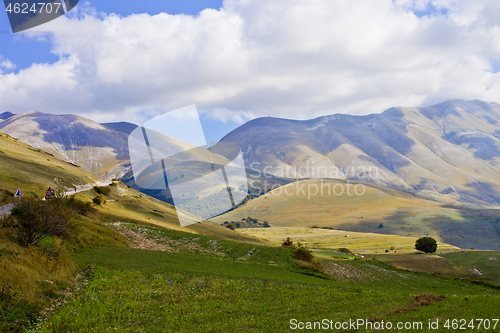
<box><xmin>415</xmin><ymin>237</ymin><xmax>437</xmax><ymax>253</ymax></box>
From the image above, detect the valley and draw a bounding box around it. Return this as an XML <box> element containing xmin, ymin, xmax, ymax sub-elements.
<box><xmin>1</xmin><ymin>100</ymin><xmax>500</xmax><ymax>331</ymax></box>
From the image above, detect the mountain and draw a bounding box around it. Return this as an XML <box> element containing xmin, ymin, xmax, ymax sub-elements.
<box><xmin>0</xmin><ymin>112</ymin><xmax>14</xmax><ymax>122</ymax></box>
<box><xmin>0</xmin><ymin>130</ymin><xmax>98</xmax><ymax>203</ymax></box>
<box><xmin>0</xmin><ymin>111</ymin><xmax>130</xmax><ymax>177</ymax></box>
<box><xmin>221</xmin><ymin>99</ymin><xmax>500</xmax><ymax>206</ymax></box>
<box><xmin>102</xmin><ymin>122</ymin><xmax>138</xmax><ymax>135</ymax></box>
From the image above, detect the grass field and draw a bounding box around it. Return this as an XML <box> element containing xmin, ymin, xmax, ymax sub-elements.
<box><xmin>211</xmin><ymin>179</ymin><xmax>500</xmax><ymax>250</ymax></box>
<box><xmin>238</xmin><ymin>227</ymin><xmax>460</xmax><ymax>255</ymax></box>
<box><xmin>442</xmin><ymin>251</ymin><xmax>500</xmax><ymax>284</ymax></box>
<box><xmin>371</xmin><ymin>253</ymin><xmax>469</xmax><ymax>277</ymax></box>
<box><xmin>26</xmin><ymin>222</ymin><xmax>500</xmax><ymax>332</ymax></box>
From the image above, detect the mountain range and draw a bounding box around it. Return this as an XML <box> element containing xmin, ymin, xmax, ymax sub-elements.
<box><xmin>3</xmin><ymin>99</ymin><xmax>500</xmax><ymax>207</ymax></box>
<box><xmin>221</xmin><ymin>99</ymin><xmax>500</xmax><ymax>206</ymax></box>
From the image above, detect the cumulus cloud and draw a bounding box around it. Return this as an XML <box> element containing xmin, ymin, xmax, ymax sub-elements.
<box><xmin>1</xmin><ymin>0</ymin><xmax>500</xmax><ymax>123</ymax></box>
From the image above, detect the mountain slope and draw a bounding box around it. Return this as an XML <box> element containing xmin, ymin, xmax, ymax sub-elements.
<box><xmin>0</xmin><ymin>112</ymin><xmax>14</xmax><ymax>121</ymax></box>
<box><xmin>211</xmin><ymin>178</ymin><xmax>500</xmax><ymax>250</ymax></box>
<box><xmin>0</xmin><ymin>111</ymin><xmax>130</xmax><ymax>176</ymax></box>
<box><xmin>102</xmin><ymin>122</ymin><xmax>138</xmax><ymax>135</ymax></box>
<box><xmin>0</xmin><ymin>130</ymin><xmax>264</xmax><ymax>244</ymax></box>
<box><xmin>0</xmin><ymin>130</ymin><xmax>98</xmax><ymax>203</ymax></box>
<box><xmin>221</xmin><ymin>99</ymin><xmax>500</xmax><ymax>206</ymax></box>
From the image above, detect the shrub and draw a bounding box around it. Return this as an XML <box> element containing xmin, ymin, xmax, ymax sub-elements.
<box><xmin>7</xmin><ymin>197</ymin><xmax>73</xmax><ymax>246</ymax></box>
<box><xmin>415</xmin><ymin>237</ymin><xmax>437</xmax><ymax>253</ymax></box>
<box><xmin>292</xmin><ymin>259</ymin><xmax>325</xmax><ymax>275</ymax></box>
<box><xmin>281</xmin><ymin>237</ymin><xmax>294</xmax><ymax>247</ymax></box>
<box><xmin>93</xmin><ymin>186</ymin><xmax>111</xmax><ymax>195</ymax></box>
<box><xmin>92</xmin><ymin>194</ymin><xmax>106</xmax><ymax>205</ymax></box>
<box><xmin>66</xmin><ymin>196</ymin><xmax>96</xmax><ymax>216</ymax></box>
<box><xmin>294</xmin><ymin>247</ymin><xmax>314</xmax><ymax>263</ymax></box>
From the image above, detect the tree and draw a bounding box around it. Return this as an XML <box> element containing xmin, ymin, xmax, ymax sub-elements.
<box><xmin>281</xmin><ymin>237</ymin><xmax>294</xmax><ymax>247</ymax></box>
<box><xmin>415</xmin><ymin>237</ymin><xmax>437</xmax><ymax>253</ymax></box>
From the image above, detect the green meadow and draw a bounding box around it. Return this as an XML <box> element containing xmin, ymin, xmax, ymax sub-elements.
<box><xmin>22</xmin><ymin>222</ymin><xmax>500</xmax><ymax>332</ymax></box>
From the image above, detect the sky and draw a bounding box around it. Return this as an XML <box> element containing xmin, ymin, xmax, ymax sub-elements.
<box><xmin>1</xmin><ymin>0</ymin><xmax>500</xmax><ymax>142</ymax></box>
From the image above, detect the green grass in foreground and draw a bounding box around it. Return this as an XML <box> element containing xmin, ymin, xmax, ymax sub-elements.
<box><xmin>27</xmin><ymin>238</ymin><xmax>500</xmax><ymax>332</ymax></box>
<box><xmin>442</xmin><ymin>251</ymin><xmax>500</xmax><ymax>284</ymax></box>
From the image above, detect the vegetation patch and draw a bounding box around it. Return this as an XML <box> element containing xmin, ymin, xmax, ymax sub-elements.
<box><xmin>221</xmin><ymin>216</ymin><xmax>271</xmax><ymax>230</ymax></box>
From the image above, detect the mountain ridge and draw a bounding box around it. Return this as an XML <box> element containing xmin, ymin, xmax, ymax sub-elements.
<box><xmin>221</xmin><ymin>99</ymin><xmax>500</xmax><ymax>206</ymax></box>
<box><xmin>0</xmin><ymin>111</ymin><xmax>130</xmax><ymax>177</ymax></box>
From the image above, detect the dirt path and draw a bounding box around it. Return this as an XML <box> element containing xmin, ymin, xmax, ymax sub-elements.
<box><xmin>63</xmin><ymin>180</ymin><xmax>110</xmax><ymax>197</ymax></box>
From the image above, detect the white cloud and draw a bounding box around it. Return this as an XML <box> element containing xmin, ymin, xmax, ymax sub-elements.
<box><xmin>0</xmin><ymin>58</ymin><xmax>15</xmax><ymax>74</ymax></box>
<box><xmin>1</xmin><ymin>0</ymin><xmax>500</xmax><ymax>123</ymax></box>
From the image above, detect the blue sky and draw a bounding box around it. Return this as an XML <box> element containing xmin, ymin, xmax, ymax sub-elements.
<box><xmin>1</xmin><ymin>1</ymin><xmax>223</xmax><ymax>72</ymax></box>
<box><xmin>1</xmin><ymin>0</ymin><xmax>500</xmax><ymax>143</ymax></box>
<box><xmin>0</xmin><ymin>0</ymin><xmax>242</xmax><ymax>142</ymax></box>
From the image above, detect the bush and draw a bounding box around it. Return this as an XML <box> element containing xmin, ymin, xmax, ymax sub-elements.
<box><xmin>66</xmin><ymin>196</ymin><xmax>96</xmax><ymax>216</ymax></box>
<box><xmin>281</xmin><ymin>237</ymin><xmax>294</xmax><ymax>247</ymax></box>
<box><xmin>415</xmin><ymin>237</ymin><xmax>437</xmax><ymax>253</ymax></box>
<box><xmin>293</xmin><ymin>247</ymin><xmax>314</xmax><ymax>262</ymax></box>
<box><xmin>7</xmin><ymin>197</ymin><xmax>73</xmax><ymax>246</ymax></box>
<box><xmin>92</xmin><ymin>194</ymin><xmax>106</xmax><ymax>205</ymax></box>
<box><xmin>93</xmin><ymin>186</ymin><xmax>111</xmax><ymax>195</ymax></box>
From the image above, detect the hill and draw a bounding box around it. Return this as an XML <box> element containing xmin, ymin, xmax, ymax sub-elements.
<box><xmin>0</xmin><ymin>111</ymin><xmax>130</xmax><ymax>177</ymax></box>
<box><xmin>31</xmin><ymin>222</ymin><xmax>500</xmax><ymax>332</ymax></box>
<box><xmin>0</xmin><ymin>128</ymin><xmax>264</xmax><ymax>243</ymax></box>
<box><xmin>211</xmin><ymin>178</ymin><xmax>500</xmax><ymax>250</ymax></box>
<box><xmin>221</xmin><ymin>99</ymin><xmax>500</xmax><ymax>206</ymax></box>
<box><xmin>0</xmin><ymin>130</ymin><xmax>98</xmax><ymax>203</ymax></box>
<box><xmin>0</xmin><ymin>112</ymin><xmax>14</xmax><ymax>122</ymax></box>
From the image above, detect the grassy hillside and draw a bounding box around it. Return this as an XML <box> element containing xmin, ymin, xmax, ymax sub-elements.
<box><xmin>28</xmin><ymin>222</ymin><xmax>500</xmax><ymax>332</ymax></box>
<box><xmin>442</xmin><ymin>251</ymin><xmax>500</xmax><ymax>284</ymax></box>
<box><xmin>74</xmin><ymin>182</ymin><xmax>267</xmax><ymax>245</ymax></box>
<box><xmin>0</xmin><ymin>128</ymin><xmax>264</xmax><ymax>244</ymax></box>
<box><xmin>211</xmin><ymin>179</ymin><xmax>500</xmax><ymax>250</ymax></box>
<box><xmin>238</xmin><ymin>227</ymin><xmax>460</xmax><ymax>255</ymax></box>
<box><xmin>0</xmin><ymin>131</ymin><xmax>97</xmax><ymax>203</ymax></box>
